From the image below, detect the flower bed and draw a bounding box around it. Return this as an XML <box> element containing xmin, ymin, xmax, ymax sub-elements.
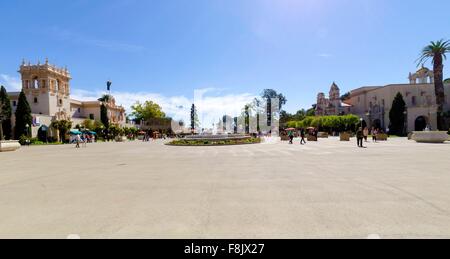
<box><xmin>167</xmin><ymin>137</ymin><xmax>261</xmax><ymax>146</ymax></box>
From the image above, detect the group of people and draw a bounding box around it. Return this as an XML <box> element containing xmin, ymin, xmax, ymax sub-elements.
<box><xmin>356</xmin><ymin>127</ymin><xmax>382</xmax><ymax>148</ymax></box>
<box><xmin>74</xmin><ymin>133</ymin><xmax>94</xmax><ymax>148</ymax></box>
<box><xmin>285</xmin><ymin>126</ymin><xmax>385</xmax><ymax>148</ymax></box>
<box><xmin>142</xmin><ymin>131</ymin><xmax>168</xmax><ymax>142</ymax></box>
<box><xmin>288</xmin><ymin>128</ymin><xmax>309</xmax><ymax>145</ymax></box>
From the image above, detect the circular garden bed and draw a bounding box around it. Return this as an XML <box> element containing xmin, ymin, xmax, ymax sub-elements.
<box><xmin>167</xmin><ymin>137</ymin><xmax>261</xmax><ymax>146</ymax></box>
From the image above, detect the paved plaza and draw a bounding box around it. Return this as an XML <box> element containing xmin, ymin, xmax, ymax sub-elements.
<box><xmin>1</xmin><ymin>138</ymin><xmax>450</xmax><ymax>238</ymax></box>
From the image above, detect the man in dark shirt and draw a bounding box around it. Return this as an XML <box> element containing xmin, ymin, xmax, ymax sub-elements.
<box><xmin>356</xmin><ymin>127</ymin><xmax>364</xmax><ymax>148</ymax></box>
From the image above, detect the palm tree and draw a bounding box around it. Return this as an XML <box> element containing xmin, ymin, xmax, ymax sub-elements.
<box><xmin>51</xmin><ymin>120</ymin><xmax>72</xmax><ymax>143</ymax></box>
<box><xmin>418</xmin><ymin>39</ymin><xmax>450</xmax><ymax>130</ymax></box>
<box><xmin>98</xmin><ymin>94</ymin><xmax>112</xmax><ymax>103</ymax></box>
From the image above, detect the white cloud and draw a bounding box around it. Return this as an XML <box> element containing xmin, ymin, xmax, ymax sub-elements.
<box><xmin>71</xmin><ymin>88</ymin><xmax>256</xmax><ymax>128</ymax></box>
<box><xmin>0</xmin><ymin>74</ymin><xmax>256</xmax><ymax>128</ymax></box>
<box><xmin>0</xmin><ymin>74</ymin><xmax>22</xmax><ymax>91</ymax></box>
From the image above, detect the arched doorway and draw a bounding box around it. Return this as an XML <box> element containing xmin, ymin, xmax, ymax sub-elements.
<box><xmin>38</xmin><ymin>125</ymin><xmax>49</xmax><ymax>142</ymax></box>
<box><xmin>415</xmin><ymin>116</ymin><xmax>427</xmax><ymax>131</ymax></box>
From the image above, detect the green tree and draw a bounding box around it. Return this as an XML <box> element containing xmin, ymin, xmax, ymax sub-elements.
<box><xmin>285</xmin><ymin>114</ymin><xmax>360</xmax><ymax>132</ymax></box>
<box><xmin>190</xmin><ymin>104</ymin><xmax>199</xmax><ymax>132</ymax></box>
<box><xmin>0</xmin><ymin>86</ymin><xmax>12</xmax><ymax>140</ymax></box>
<box><xmin>109</xmin><ymin>124</ymin><xmax>124</xmax><ymax>139</ymax></box>
<box><xmin>50</xmin><ymin>120</ymin><xmax>72</xmax><ymax>143</ymax></box>
<box><xmin>100</xmin><ymin>103</ymin><xmax>109</xmax><ymax>129</ymax></box>
<box><xmin>82</xmin><ymin>119</ymin><xmax>95</xmax><ymax>130</ymax></box>
<box><xmin>90</xmin><ymin>120</ymin><xmax>103</xmax><ymax>138</ymax></box>
<box><xmin>14</xmin><ymin>90</ymin><xmax>32</xmax><ymax>139</ymax></box>
<box><xmin>418</xmin><ymin>39</ymin><xmax>450</xmax><ymax>130</ymax></box>
<box><xmin>340</xmin><ymin>92</ymin><xmax>351</xmax><ymax>101</ymax></box>
<box><xmin>131</xmin><ymin>101</ymin><xmax>166</xmax><ymax>122</ymax></box>
<box><xmin>306</xmin><ymin>105</ymin><xmax>316</xmax><ymax>117</ymax></box>
<box><xmin>280</xmin><ymin>110</ymin><xmax>293</xmax><ymax>124</ymax></box>
<box><xmin>261</xmin><ymin>89</ymin><xmax>287</xmax><ymax>110</ymax></box>
<box><xmin>389</xmin><ymin>92</ymin><xmax>407</xmax><ymax>136</ymax></box>
<box><xmin>98</xmin><ymin>94</ymin><xmax>112</xmax><ymax>103</ymax></box>
<box><xmin>261</xmin><ymin>89</ymin><xmax>287</xmax><ymax>127</ymax></box>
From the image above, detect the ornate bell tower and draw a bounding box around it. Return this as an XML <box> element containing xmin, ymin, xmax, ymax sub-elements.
<box><xmin>19</xmin><ymin>59</ymin><xmax>72</xmax><ymax>117</ymax></box>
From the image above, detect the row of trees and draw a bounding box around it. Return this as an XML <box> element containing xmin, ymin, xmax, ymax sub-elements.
<box><xmin>0</xmin><ymin>86</ymin><xmax>12</xmax><ymax>140</ymax></box>
<box><xmin>1</xmin><ymin>91</ymin><xmax>140</xmax><ymax>143</ymax></box>
<box><xmin>286</xmin><ymin>114</ymin><xmax>361</xmax><ymax>133</ymax></box>
<box><xmin>0</xmin><ymin>87</ymin><xmax>32</xmax><ymax>141</ymax></box>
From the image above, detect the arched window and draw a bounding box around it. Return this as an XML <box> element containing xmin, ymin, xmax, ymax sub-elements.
<box><xmin>34</xmin><ymin>97</ymin><xmax>38</xmax><ymax>104</ymax></box>
<box><xmin>32</xmin><ymin>77</ymin><xmax>39</xmax><ymax>89</ymax></box>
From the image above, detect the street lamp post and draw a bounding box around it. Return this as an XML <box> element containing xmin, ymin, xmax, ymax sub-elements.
<box><xmin>366</xmin><ymin>111</ymin><xmax>371</xmax><ymax>129</ymax></box>
<box><xmin>25</xmin><ymin>124</ymin><xmax>30</xmax><ymax>138</ymax></box>
<box><xmin>403</xmin><ymin>109</ymin><xmax>408</xmax><ymax>136</ymax></box>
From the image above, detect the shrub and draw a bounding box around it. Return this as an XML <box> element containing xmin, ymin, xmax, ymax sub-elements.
<box><xmin>285</xmin><ymin>114</ymin><xmax>360</xmax><ymax>132</ymax></box>
<box><xmin>19</xmin><ymin>135</ymin><xmax>31</xmax><ymax>145</ymax></box>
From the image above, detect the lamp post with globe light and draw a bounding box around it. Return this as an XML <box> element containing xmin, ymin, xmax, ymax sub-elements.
<box><xmin>25</xmin><ymin>124</ymin><xmax>30</xmax><ymax>137</ymax></box>
<box><xmin>403</xmin><ymin>108</ymin><xmax>408</xmax><ymax>136</ymax></box>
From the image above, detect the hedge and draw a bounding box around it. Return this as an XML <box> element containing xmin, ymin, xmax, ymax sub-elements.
<box><xmin>286</xmin><ymin>115</ymin><xmax>360</xmax><ymax>132</ymax></box>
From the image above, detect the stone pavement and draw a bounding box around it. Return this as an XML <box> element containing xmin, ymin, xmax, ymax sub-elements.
<box><xmin>1</xmin><ymin>137</ymin><xmax>450</xmax><ymax>238</ymax></box>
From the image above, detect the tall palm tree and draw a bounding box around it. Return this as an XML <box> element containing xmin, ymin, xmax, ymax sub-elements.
<box><xmin>417</xmin><ymin>39</ymin><xmax>450</xmax><ymax>130</ymax></box>
<box><xmin>98</xmin><ymin>94</ymin><xmax>112</xmax><ymax>103</ymax></box>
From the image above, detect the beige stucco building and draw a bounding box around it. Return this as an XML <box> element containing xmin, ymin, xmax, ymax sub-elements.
<box><xmin>8</xmin><ymin>60</ymin><xmax>127</xmax><ymax>139</ymax></box>
<box><xmin>316</xmin><ymin>67</ymin><xmax>450</xmax><ymax>132</ymax></box>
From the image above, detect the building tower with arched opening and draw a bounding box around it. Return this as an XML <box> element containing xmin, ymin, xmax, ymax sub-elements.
<box><xmin>19</xmin><ymin>58</ymin><xmax>72</xmax><ymax>118</ymax></box>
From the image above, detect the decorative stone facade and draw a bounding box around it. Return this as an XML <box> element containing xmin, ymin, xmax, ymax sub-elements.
<box><xmin>314</xmin><ymin>67</ymin><xmax>450</xmax><ymax>132</ymax></box>
<box><xmin>315</xmin><ymin>82</ymin><xmax>351</xmax><ymax>116</ymax></box>
<box><xmin>345</xmin><ymin>67</ymin><xmax>450</xmax><ymax>132</ymax></box>
<box><xmin>7</xmin><ymin>60</ymin><xmax>127</xmax><ymax>139</ymax></box>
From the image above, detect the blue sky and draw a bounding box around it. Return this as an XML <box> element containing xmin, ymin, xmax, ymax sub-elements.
<box><xmin>1</xmin><ymin>0</ymin><xmax>449</xmax><ymax>121</ymax></box>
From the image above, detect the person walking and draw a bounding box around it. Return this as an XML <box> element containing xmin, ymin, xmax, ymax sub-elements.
<box><xmin>288</xmin><ymin>130</ymin><xmax>294</xmax><ymax>144</ymax></box>
<box><xmin>372</xmin><ymin>128</ymin><xmax>378</xmax><ymax>142</ymax></box>
<box><xmin>363</xmin><ymin>127</ymin><xmax>369</xmax><ymax>142</ymax></box>
<box><xmin>356</xmin><ymin>127</ymin><xmax>364</xmax><ymax>148</ymax></box>
<box><xmin>300</xmin><ymin>128</ymin><xmax>306</xmax><ymax>145</ymax></box>
<box><xmin>75</xmin><ymin>134</ymin><xmax>81</xmax><ymax>148</ymax></box>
